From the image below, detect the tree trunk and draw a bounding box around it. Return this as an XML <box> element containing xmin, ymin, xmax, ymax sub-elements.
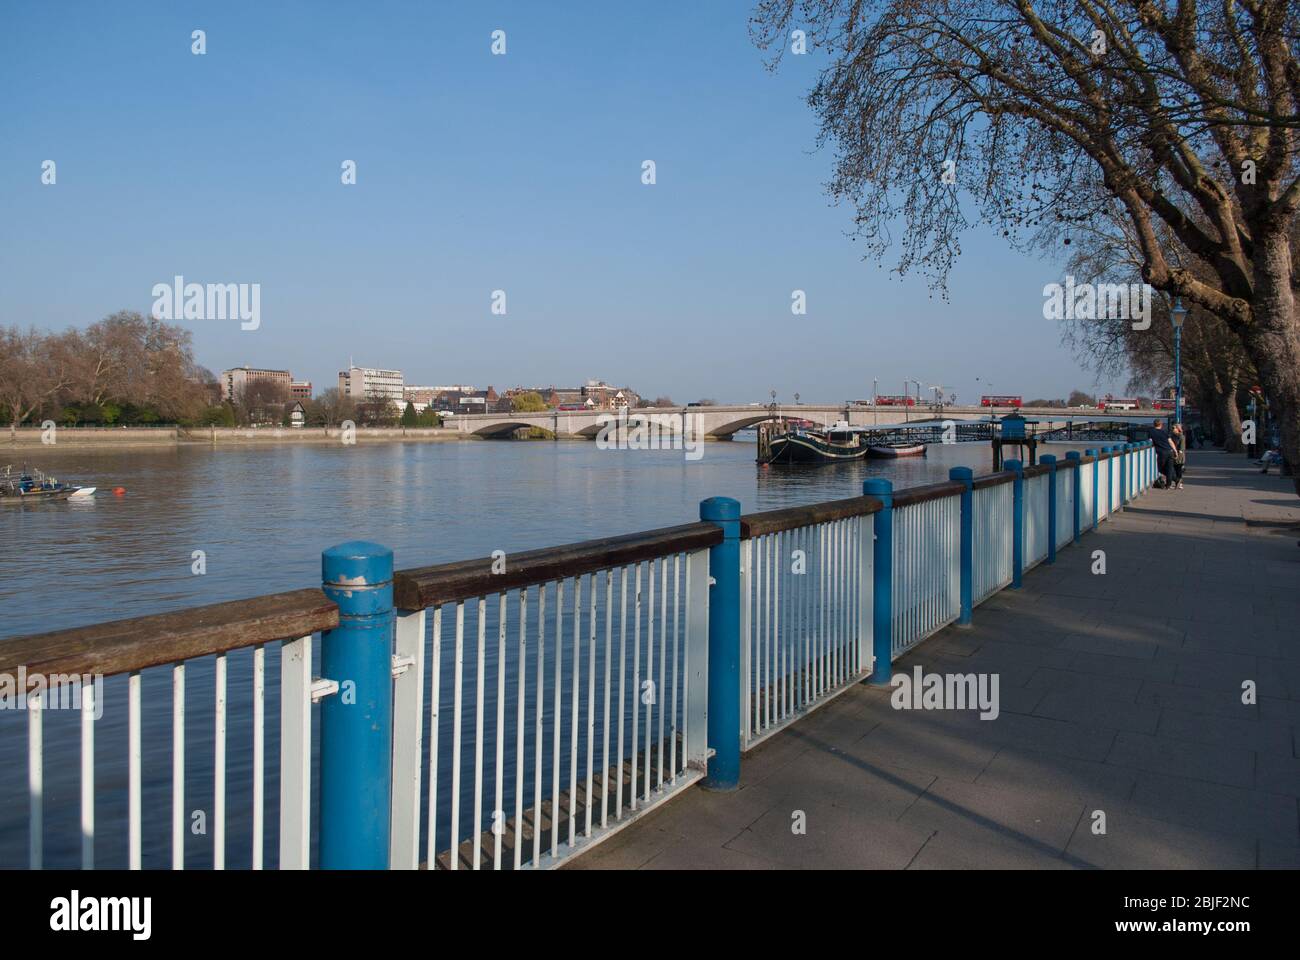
<box><xmin>1217</xmin><ymin>387</ymin><xmax>1244</xmax><ymax>452</ymax></box>
<box><xmin>1244</xmin><ymin>229</ymin><xmax>1300</xmax><ymax>495</ymax></box>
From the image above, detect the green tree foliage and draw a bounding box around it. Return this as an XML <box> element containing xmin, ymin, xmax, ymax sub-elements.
<box><xmin>510</xmin><ymin>391</ymin><xmax>548</xmax><ymax>412</ymax></box>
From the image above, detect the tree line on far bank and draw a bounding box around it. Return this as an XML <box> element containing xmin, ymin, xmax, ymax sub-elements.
<box><xmin>0</xmin><ymin>311</ymin><xmax>449</xmax><ymax>435</ymax></box>
<box><xmin>0</xmin><ymin>312</ymin><xmax>217</xmax><ymax>436</ymax></box>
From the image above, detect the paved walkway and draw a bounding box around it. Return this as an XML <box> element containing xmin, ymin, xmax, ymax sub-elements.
<box><xmin>570</xmin><ymin>451</ymin><xmax>1300</xmax><ymax>869</ymax></box>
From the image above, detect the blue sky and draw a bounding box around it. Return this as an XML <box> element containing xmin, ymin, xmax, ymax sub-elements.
<box><xmin>0</xmin><ymin>1</ymin><xmax>1127</xmax><ymax>403</ymax></box>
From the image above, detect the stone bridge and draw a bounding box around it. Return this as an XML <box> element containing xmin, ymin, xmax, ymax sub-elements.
<box><xmin>444</xmin><ymin>404</ymin><xmax>1159</xmax><ymax>439</ymax></box>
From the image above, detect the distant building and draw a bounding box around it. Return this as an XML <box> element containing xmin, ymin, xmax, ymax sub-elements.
<box><xmin>427</xmin><ymin>385</ymin><xmax>499</xmax><ymax>414</ymax></box>
<box><xmin>498</xmin><ymin>381</ymin><xmax>639</xmax><ymax>411</ymax></box>
<box><xmin>290</xmin><ymin>381</ymin><xmax>313</xmax><ymax>400</ymax></box>
<box><xmin>286</xmin><ymin>399</ymin><xmax>306</xmax><ymax>428</ymax></box>
<box><xmin>339</xmin><ymin>365</ymin><xmax>404</xmax><ymax>402</ymax></box>
<box><xmin>581</xmin><ymin>379</ymin><xmax>638</xmax><ymax>410</ymax></box>
<box><xmin>220</xmin><ymin>366</ymin><xmax>292</xmax><ymax>403</ymax></box>
<box><xmin>404</xmin><ymin>386</ymin><xmax>439</xmax><ymax>406</ymax></box>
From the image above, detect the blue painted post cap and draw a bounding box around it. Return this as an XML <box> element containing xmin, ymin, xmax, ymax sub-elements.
<box><xmin>1005</xmin><ymin>458</ymin><xmax>1023</xmax><ymax>473</ymax></box>
<box><xmin>1041</xmin><ymin>454</ymin><xmax>1057</xmax><ymax>467</ymax></box>
<box><xmin>948</xmin><ymin>466</ymin><xmax>974</xmax><ymax>485</ymax></box>
<box><xmin>1065</xmin><ymin>451</ymin><xmax>1081</xmax><ymax>460</ymax></box>
<box><xmin>322</xmin><ymin>541</ymin><xmax>394</xmax><ymax>583</ymax></box>
<box><xmin>863</xmin><ymin>478</ymin><xmax>893</xmax><ymax>497</ymax></box>
<box><xmin>322</xmin><ymin>541</ymin><xmax>394</xmax><ymax>615</ymax></box>
<box><xmin>700</xmin><ymin>496</ymin><xmax>740</xmax><ymax>523</ymax></box>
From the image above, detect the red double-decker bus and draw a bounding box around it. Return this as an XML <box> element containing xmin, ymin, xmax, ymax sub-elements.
<box><xmin>874</xmin><ymin>395</ymin><xmax>915</xmax><ymax>406</ymax></box>
<box><xmin>1098</xmin><ymin>397</ymin><xmax>1139</xmax><ymax>411</ymax></box>
<box><xmin>980</xmin><ymin>395</ymin><xmax>1022</xmax><ymax>407</ymax></box>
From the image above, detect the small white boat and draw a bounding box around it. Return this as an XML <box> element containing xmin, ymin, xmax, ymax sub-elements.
<box><xmin>868</xmin><ymin>444</ymin><xmax>927</xmax><ymax>458</ymax></box>
<box><xmin>1</xmin><ymin>466</ymin><xmax>96</xmax><ymax>504</ymax></box>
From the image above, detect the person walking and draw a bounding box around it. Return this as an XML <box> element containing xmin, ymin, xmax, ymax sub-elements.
<box><xmin>1149</xmin><ymin>418</ymin><xmax>1178</xmax><ymax>488</ymax></box>
<box><xmin>1171</xmin><ymin>422</ymin><xmax>1187</xmax><ymax>489</ymax></box>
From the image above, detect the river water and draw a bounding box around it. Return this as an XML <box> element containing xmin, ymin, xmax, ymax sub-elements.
<box><xmin>0</xmin><ymin>436</ymin><xmax>1090</xmax><ymax>868</ymax></box>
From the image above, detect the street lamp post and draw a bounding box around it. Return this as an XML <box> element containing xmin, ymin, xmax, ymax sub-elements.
<box><xmin>1170</xmin><ymin>298</ymin><xmax>1187</xmax><ymax>428</ymax></box>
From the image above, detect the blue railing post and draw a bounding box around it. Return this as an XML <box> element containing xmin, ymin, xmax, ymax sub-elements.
<box><xmin>864</xmin><ymin>479</ymin><xmax>893</xmax><ymax>683</ymax></box>
<box><xmin>1086</xmin><ymin>448</ymin><xmax>1100</xmax><ymax>529</ymax></box>
<box><xmin>949</xmin><ymin>467</ymin><xmax>974</xmax><ymax>626</ymax></box>
<box><xmin>700</xmin><ymin>496</ymin><xmax>740</xmax><ymax>791</ymax></box>
<box><xmin>1005</xmin><ymin>459</ymin><xmax>1024</xmax><ymax>588</ymax></box>
<box><xmin>320</xmin><ymin>540</ymin><xmax>395</xmax><ymax>869</ymax></box>
<box><xmin>1042</xmin><ymin>454</ymin><xmax>1057</xmax><ymax>564</ymax></box>
<box><xmin>1066</xmin><ymin>451</ymin><xmax>1082</xmax><ymax>542</ymax></box>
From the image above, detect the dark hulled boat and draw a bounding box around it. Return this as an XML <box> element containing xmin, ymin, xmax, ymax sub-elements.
<box><xmin>760</xmin><ymin>424</ymin><xmax>869</xmax><ymax>464</ymax></box>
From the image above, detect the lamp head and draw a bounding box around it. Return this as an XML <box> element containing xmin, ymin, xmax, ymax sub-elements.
<box><xmin>1170</xmin><ymin>297</ymin><xmax>1188</xmax><ymax>329</ymax></box>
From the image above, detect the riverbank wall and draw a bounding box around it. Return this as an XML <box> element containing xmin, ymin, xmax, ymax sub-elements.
<box><xmin>3</xmin><ymin>426</ymin><xmax>465</xmax><ymax>449</ymax></box>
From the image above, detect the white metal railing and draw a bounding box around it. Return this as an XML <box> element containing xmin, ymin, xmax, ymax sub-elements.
<box><xmin>18</xmin><ymin>634</ymin><xmax>320</xmax><ymax>870</ymax></box>
<box><xmin>389</xmin><ymin>551</ymin><xmax>710</xmax><ymax>870</ymax></box>
<box><xmin>1055</xmin><ymin>465</ymin><xmax>1075</xmax><ymax>550</ymax></box>
<box><xmin>1097</xmin><ymin>456</ymin><xmax>1111</xmax><ymax>520</ymax></box>
<box><xmin>892</xmin><ymin>495</ymin><xmax>960</xmax><ymax>656</ymax></box>
<box><xmin>972</xmin><ymin>482</ymin><xmax>1014</xmax><ymax>604</ymax></box>
<box><xmin>1024</xmin><ymin>472</ymin><xmax>1051</xmax><ymax>570</ymax></box>
<box><xmin>740</xmin><ymin>517</ymin><xmax>871</xmax><ymax>750</ymax></box>
<box><xmin>1079</xmin><ymin>459</ymin><xmax>1095</xmax><ymax>526</ymax></box>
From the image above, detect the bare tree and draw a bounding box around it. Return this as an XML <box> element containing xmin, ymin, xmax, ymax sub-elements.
<box><xmin>71</xmin><ymin>311</ymin><xmax>152</xmax><ymax>407</ymax></box>
<box><xmin>1061</xmin><ymin>199</ymin><xmax>1254</xmax><ymax>447</ymax></box>
<box><xmin>753</xmin><ymin>0</ymin><xmax>1300</xmax><ymax>491</ymax></box>
<box><xmin>0</xmin><ymin>327</ymin><xmax>76</xmax><ymax>439</ymax></box>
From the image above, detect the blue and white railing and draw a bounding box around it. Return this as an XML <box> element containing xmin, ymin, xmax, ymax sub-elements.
<box><xmin>1</xmin><ymin>442</ymin><xmax>1154</xmax><ymax>869</ymax></box>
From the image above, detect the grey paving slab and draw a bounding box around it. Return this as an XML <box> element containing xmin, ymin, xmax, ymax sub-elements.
<box><xmin>1065</xmin><ymin>812</ymin><xmax>1257</xmax><ymax>869</ymax></box>
<box><xmin>1126</xmin><ymin>771</ymin><xmax>1299</xmax><ymax>844</ymax></box>
<box><xmin>1026</xmin><ymin>666</ymin><xmax>1146</xmax><ymax>701</ymax></box>
<box><xmin>1032</xmin><ymin>689</ymin><xmax>1161</xmax><ymax>734</ymax></box>
<box><xmin>722</xmin><ymin>798</ymin><xmax>936</xmax><ymax>869</ymax></box>
<box><xmin>975</xmin><ymin>747</ymin><xmax>1138</xmax><ymax>804</ymax></box>
<box><xmin>1154</xmin><ymin>707</ymin><xmax>1295</xmax><ymax>758</ymax></box>
<box><xmin>1259</xmin><ymin>842</ymin><xmax>1300</xmax><ymax>869</ymax></box>
<box><xmin>571</xmin><ymin>452</ymin><xmax>1300</xmax><ymax>870</ymax></box>
<box><xmin>1105</xmin><ymin>731</ymin><xmax>1256</xmax><ymax>788</ymax></box>
<box><xmin>1137</xmin><ymin>680</ymin><xmax>1262</xmax><ymax>720</ymax></box>
<box><xmin>896</xmin><ymin>778</ymin><xmax>1087</xmax><ymax>861</ymax></box>
<box><xmin>1255</xmin><ymin>753</ymin><xmax>1300</xmax><ymax>798</ymax></box>
<box><xmin>843</xmin><ymin>716</ymin><xmax>1002</xmax><ymax>782</ymax></box>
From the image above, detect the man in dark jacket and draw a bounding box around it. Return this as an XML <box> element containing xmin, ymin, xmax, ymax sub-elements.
<box><xmin>1149</xmin><ymin>419</ymin><xmax>1177</xmax><ymax>488</ymax></box>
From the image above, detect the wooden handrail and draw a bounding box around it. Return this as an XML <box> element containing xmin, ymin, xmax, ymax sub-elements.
<box><xmin>740</xmin><ymin>496</ymin><xmax>883</xmax><ymax>539</ymax></box>
<box><xmin>393</xmin><ymin>522</ymin><xmax>722</xmax><ymax>611</ymax></box>
<box><xmin>0</xmin><ymin>588</ymin><xmax>338</xmax><ymax>682</ymax></box>
<box><xmin>892</xmin><ymin>480</ymin><xmax>965</xmax><ymax>508</ymax></box>
<box><xmin>972</xmin><ymin>471</ymin><xmax>1016</xmax><ymax>490</ymax></box>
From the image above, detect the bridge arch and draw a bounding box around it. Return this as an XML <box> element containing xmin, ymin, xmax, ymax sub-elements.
<box><xmin>704</xmin><ymin>409</ymin><xmax>841</xmax><ymax>438</ymax></box>
<box><xmin>468</xmin><ymin>420</ymin><xmax>542</xmax><ymax>438</ymax></box>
